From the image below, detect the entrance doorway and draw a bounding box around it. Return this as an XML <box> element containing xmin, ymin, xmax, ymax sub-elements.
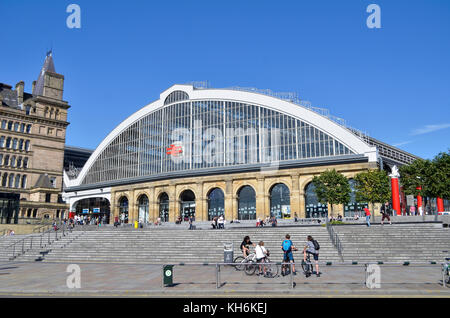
<box><xmin>180</xmin><ymin>190</ymin><xmax>195</xmax><ymax>221</ymax></box>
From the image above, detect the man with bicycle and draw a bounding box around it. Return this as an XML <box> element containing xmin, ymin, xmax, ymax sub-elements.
<box><xmin>281</xmin><ymin>234</ymin><xmax>298</xmax><ymax>276</ymax></box>
<box><xmin>303</xmin><ymin>235</ymin><xmax>320</xmax><ymax>277</ymax></box>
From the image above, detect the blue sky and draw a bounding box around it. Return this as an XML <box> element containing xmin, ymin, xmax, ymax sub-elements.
<box><xmin>1</xmin><ymin>0</ymin><xmax>449</xmax><ymax>159</ymax></box>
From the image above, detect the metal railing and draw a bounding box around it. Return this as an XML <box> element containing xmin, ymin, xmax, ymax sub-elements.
<box><xmin>326</xmin><ymin>221</ymin><xmax>344</xmax><ymax>261</ymax></box>
<box><xmin>5</xmin><ymin>223</ymin><xmax>72</xmax><ymax>261</ymax></box>
<box><xmin>161</xmin><ymin>261</ymin><xmax>449</xmax><ymax>291</ymax></box>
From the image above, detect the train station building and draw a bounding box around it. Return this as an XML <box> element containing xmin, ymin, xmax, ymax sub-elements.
<box><xmin>63</xmin><ymin>83</ymin><xmax>425</xmax><ymax>224</ymax></box>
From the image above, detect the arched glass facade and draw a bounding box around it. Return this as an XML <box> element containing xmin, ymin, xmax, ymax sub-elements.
<box><xmin>180</xmin><ymin>190</ymin><xmax>195</xmax><ymax>221</ymax></box>
<box><xmin>138</xmin><ymin>194</ymin><xmax>149</xmax><ymax>224</ymax></box>
<box><xmin>305</xmin><ymin>182</ymin><xmax>328</xmax><ymax>218</ymax></box>
<box><xmin>238</xmin><ymin>186</ymin><xmax>256</xmax><ymax>220</ymax></box>
<box><xmin>270</xmin><ymin>183</ymin><xmax>291</xmax><ymax>219</ymax></box>
<box><xmin>73</xmin><ymin>197</ymin><xmax>111</xmax><ymax>224</ymax></box>
<box><xmin>159</xmin><ymin>193</ymin><xmax>169</xmax><ymax>222</ymax></box>
<box><xmin>82</xmin><ymin>100</ymin><xmax>354</xmax><ymax>185</ymax></box>
<box><xmin>207</xmin><ymin>188</ymin><xmax>225</xmax><ymax>220</ymax></box>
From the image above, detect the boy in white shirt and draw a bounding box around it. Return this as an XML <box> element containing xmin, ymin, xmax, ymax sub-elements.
<box><xmin>255</xmin><ymin>241</ymin><xmax>268</xmax><ymax>277</ymax></box>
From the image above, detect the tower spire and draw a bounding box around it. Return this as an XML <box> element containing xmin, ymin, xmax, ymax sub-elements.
<box><xmin>33</xmin><ymin>51</ymin><xmax>56</xmax><ymax>96</ymax></box>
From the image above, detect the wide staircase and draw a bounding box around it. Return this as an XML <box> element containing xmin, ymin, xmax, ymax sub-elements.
<box><xmin>10</xmin><ymin>226</ymin><xmax>339</xmax><ymax>264</ymax></box>
<box><xmin>334</xmin><ymin>223</ymin><xmax>450</xmax><ymax>263</ymax></box>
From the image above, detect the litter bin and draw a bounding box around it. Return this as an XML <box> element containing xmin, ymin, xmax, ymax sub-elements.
<box><xmin>163</xmin><ymin>265</ymin><xmax>174</xmax><ymax>286</ymax></box>
<box><xmin>134</xmin><ymin>220</ymin><xmax>138</xmax><ymax>229</ymax></box>
<box><xmin>223</xmin><ymin>243</ymin><xmax>234</xmax><ymax>264</ymax></box>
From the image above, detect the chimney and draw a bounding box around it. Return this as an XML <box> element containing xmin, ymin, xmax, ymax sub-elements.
<box><xmin>32</xmin><ymin>81</ymin><xmax>36</xmax><ymax>95</ymax></box>
<box><xmin>15</xmin><ymin>81</ymin><xmax>24</xmax><ymax>104</ymax></box>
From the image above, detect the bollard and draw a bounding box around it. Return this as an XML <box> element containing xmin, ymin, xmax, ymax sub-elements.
<box><xmin>216</xmin><ymin>264</ymin><xmax>220</xmax><ymax>289</ymax></box>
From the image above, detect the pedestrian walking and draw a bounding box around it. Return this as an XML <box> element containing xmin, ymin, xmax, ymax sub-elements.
<box><xmin>364</xmin><ymin>207</ymin><xmax>371</xmax><ymax>227</ymax></box>
<box><xmin>380</xmin><ymin>202</ymin><xmax>392</xmax><ymax>225</ymax></box>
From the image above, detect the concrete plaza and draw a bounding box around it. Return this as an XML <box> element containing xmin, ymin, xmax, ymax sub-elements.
<box><xmin>0</xmin><ymin>261</ymin><xmax>449</xmax><ymax>297</ymax></box>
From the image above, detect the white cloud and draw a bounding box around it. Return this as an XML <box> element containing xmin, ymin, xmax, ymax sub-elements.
<box><xmin>393</xmin><ymin>140</ymin><xmax>413</xmax><ymax>147</ymax></box>
<box><xmin>410</xmin><ymin>123</ymin><xmax>450</xmax><ymax>136</ymax></box>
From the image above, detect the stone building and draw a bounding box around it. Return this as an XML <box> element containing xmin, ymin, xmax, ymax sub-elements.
<box><xmin>63</xmin><ymin>84</ymin><xmax>420</xmax><ymax>224</ymax></box>
<box><xmin>0</xmin><ymin>52</ymin><xmax>70</xmax><ymax>224</ymax></box>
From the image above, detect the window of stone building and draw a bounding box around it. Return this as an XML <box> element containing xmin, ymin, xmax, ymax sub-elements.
<box><xmin>26</xmin><ymin>125</ymin><xmax>31</xmax><ymax>133</ymax></box>
<box><xmin>14</xmin><ymin>122</ymin><xmax>19</xmax><ymax>131</ymax></box>
<box><xmin>45</xmin><ymin>193</ymin><xmax>51</xmax><ymax>203</ymax></box>
<box><xmin>19</xmin><ymin>139</ymin><xmax>24</xmax><ymax>150</ymax></box>
<box><xmin>25</xmin><ymin>106</ymin><xmax>31</xmax><ymax>115</ymax></box>
<box><xmin>8</xmin><ymin>174</ymin><xmax>14</xmax><ymax>188</ymax></box>
<box><xmin>1</xmin><ymin>173</ymin><xmax>7</xmax><ymax>187</ymax></box>
<box><xmin>56</xmin><ymin>210</ymin><xmax>60</xmax><ymax>218</ymax></box>
<box><xmin>0</xmin><ymin>136</ymin><xmax>4</xmax><ymax>147</ymax></box>
<box><xmin>7</xmin><ymin>121</ymin><xmax>12</xmax><ymax>130</ymax></box>
<box><xmin>6</xmin><ymin>137</ymin><xmax>11</xmax><ymax>148</ymax></box>
<box><xmin>25</xmin><ymin>140</ymin><xmax>30</xmax><ymax>151</ymax></box>
<box><xmin>0</xmin><ymin>154</ymin><xmax>3</xmax><ymax>166</ymax></box>
<box><xmin>10</xmin><ymin>156</ymin><xmax>16</xmax><ymax>167</ymax></box>
<box><xmin>4</xmin><ymin>155</ymin><xmax>9</xmax><ymax>166</ymax></box>
<box><xmin>1</xmin><ymin>120</ymin><xmax>6</xmax><ymax>129</ymax></box>
<box><xmin>47</xmin><ymin>128</ymin><xmax>54</xmax><ymax>135</ymax></box>
<box><xmin>14</xmin><ymin>174</ymin><xmax>20</xmax><ymax>188</ymax></box>
<box><xmin>50</xmin><ymin>177</ymin><xmax>56</xmax><ymax>188</ymax></box>
<box><xmin>20</xmin><ymin>123</ymin><xmax>25</xmax><ymax>133</ymax></box>
<box><xmin>32</xmin><ymin>209</ymin><xmax>37</xmax><ymax>218</ymax></box>
<box><xmin>44</xmin><ymin>214</ymin><xmax>49</xmax><ymax>219</ymax></box>
<box><xmin>23</xmin><ymin>157</ymin><xmax>28</xmax><ymax>168</ymax></box>
<box><xmin>12</xmin><ymin>138</ymin><xmax>18</xmax><ymax>149</ymax></box>
<box><xmin>17</xmin><ymin>157</ymin><xmax>22</xmax><ymax>168</ymax></box>
<box><xmin>21</xmin><ymin>175</ymin><xmax>27</xmax><ymax>188</ymax></box>
<box><xmin>27</xmin><ymin>209</ymin><xmax>32</xmax><ymax>217</ymax></box>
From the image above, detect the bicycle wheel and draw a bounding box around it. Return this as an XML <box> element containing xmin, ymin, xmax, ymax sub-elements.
<box><xmin>244</xmin><ymin>260</ymin><xmax>257</xmax><ymax>276</ymax></box>
<box><xmin>301</xmin><ymin>260</ymin><xmax>312</xmax><ymax>276</ymax></box>
<box><xmin>265</xmin><ymin>261</ymin><xmax>279</xmax><ymax>278</ymax></box>
<box><xmin>233</xmin><ymin>256</ymin><xmax>245</xmax><ymax>271</ymax></box>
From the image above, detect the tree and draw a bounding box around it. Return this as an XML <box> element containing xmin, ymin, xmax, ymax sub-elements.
<box><xmin>312</xmin><ymin>169</ymin><xmax>351</xmax><ymax>219</ymax></box>
<box><xmin>354</xmin><ymin>169</ymin><xmax>391</xmax><ymax>219</ymax></box>
<box><xmin>400</xmin><ymin>150</ymin><xmax>450</xmax><ymax>214</ymax></box>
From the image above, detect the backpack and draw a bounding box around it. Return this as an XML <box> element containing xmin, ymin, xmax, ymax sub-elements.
<box><xmin>312</xmin><ymin>239</ymin><xmax>320</xmax><ymax>251</ymax></box>
<box><xmin>282</xmin><ymin>240</ymin><xmax>292</xmax><ymax>252</ymax></box>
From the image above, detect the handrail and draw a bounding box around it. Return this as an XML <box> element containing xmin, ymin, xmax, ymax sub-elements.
<box><xmin>5</xmin><ymin>223</ymin><xmax>72</xmax><ymax>261</ymax></box>
<box><xmin>326</xmin><ymin>221</ymin><xmax>344</xmax><ymax>262</ymax></box>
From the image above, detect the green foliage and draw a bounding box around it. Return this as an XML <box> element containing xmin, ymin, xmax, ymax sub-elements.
<box><xmin>354</xmin><ymin>169</ymin><xmax>391</xmax><ymax>206</ymax></box>
<box><xmin>400</xmin><ymin>150</ymin><xmax>450</xmax><ymax>200</ymax></box>
<box><xmin>312</xmin><ymin>169</ymin><xmax>351</xmax><ymax>217</ymax></box>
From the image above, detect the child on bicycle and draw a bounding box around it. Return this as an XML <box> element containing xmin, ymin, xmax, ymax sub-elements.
<box><xmin>281</xmin><ymin>234</ymin><xmax>298</xmax><ymax>276</ymax></box>
<box><xmin>240</xmin><ymin>236</ymin><xmax>255</xmax><ymax>258</ymax></box>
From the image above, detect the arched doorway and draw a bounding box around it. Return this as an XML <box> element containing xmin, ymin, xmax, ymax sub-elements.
<box><xmin>344</xmin><ymin>179</ymin><xmax>368</xmax><ymax>217</ymax></box>
<box><xmin>180</xmin><ymin>190</ymin><xmax>195</xmax><ymax>221</ymax></box>
<box><xmin>118</xmin><ymin>197</ymin><xmax>129</xmax><ymax>223</ymax></box>
<box><xmin>159</xmin><ymin>193</ymin><xmax>169</xmax><ymax>222</ymax></box>
<box><xmin>207</xmin><ymin>188</ymin><xmax>224</xmax><ymax>221</ymax></box>
<box><xmin>73</xmin><ymin>197</ymin><xmax>111</xmax><ymax>224</ymax></box>
<box><xmin>138</xmin><ymin>194</ymin><xmax>149</xmax><ymax>224</ymax></box>
<box><xmin>237</xmin><ymin>186</ymin><xmax>256</xmax><ymax>220</ymax></box>
<box><xmin>305</xmin><ymin>182</ymin><xmax>328</xmax><ymax>218</ymax></box>
<box><xmin>270</xmin><ymin>183</ymin><xmax>291</xmax><ymax>219</ymax></box>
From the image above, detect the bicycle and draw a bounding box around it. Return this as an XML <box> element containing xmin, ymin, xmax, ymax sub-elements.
<box><xmin>233</xmin><ymin>252</ymin><xmax>255</xmax><ymax>272</ymax></box>
<box><xmin>301</xmin><ymin>253</ymin><xmax>313</xmax><ymax>277</ymax></box>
